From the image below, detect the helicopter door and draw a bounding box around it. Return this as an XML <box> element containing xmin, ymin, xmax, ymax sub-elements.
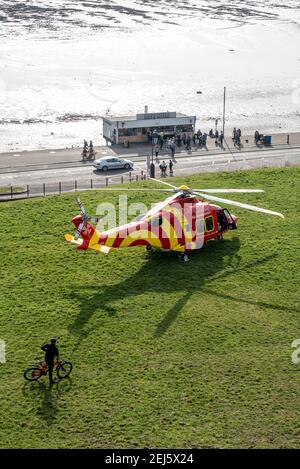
<box><xmin>222</xmin><ymin>208</ymin><xmax>237</xmax><ymax>230</ymax></box>
<box><xmin>217</xmin><ymin>210</ymin><xmax>228</xmax><ymax>232</ymax></box>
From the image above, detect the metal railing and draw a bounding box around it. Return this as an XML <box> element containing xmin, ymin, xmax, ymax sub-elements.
<box><xmin>0</xmin><ymin>171</ymin><xmax>147</xmax><ymax>201</ymax></box>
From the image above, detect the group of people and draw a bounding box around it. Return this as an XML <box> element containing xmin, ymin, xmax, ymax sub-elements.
<box><xmin>159</xmin><ymin>160</ymin><xmax>174</xmax><ymax>178</ymax></box>
<box><xmin>232</xmin><ymin>128</ymin><xmax>242</xmax><ymax>146</ymax></box>
<box><xmin>153</xmin><ymin>128</ymin><xmax>230</xmax><ymax>155</ymax></box>
<box><xmin>82</xmin><ymin>140</ymin><xmax>96</xmax><ymax>160</ymax></box>
<box><xmin>209</xmin><ymin>129</ymin><xmax>224</xmax><ymax>147</ymax></box>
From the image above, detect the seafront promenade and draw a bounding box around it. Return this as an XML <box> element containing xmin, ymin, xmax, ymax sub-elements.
<box><xmin>0</xmin><ymin>131</ymin><xmax>299</xmax><ymax>173</ymax></box>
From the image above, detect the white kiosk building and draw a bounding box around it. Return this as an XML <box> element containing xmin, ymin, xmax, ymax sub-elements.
<box><xmin>102</xmin><ymin>108</ymin><xmax>196</xmax><ymax>145</ymax></box>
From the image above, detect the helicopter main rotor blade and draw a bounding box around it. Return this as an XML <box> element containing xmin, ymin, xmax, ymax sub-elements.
<box><xmin>89</xmin><ymin>188</ymin><xmax>173</xmax><ymax>192</ymax></box>
<box><xmin>76</xmin><ymin>196</ymin><xmax>86</xmax><ymax>215</ymax></box>
<box><xmin>193</xmin><ymin>189</ymin><xmax>265</xmax><ymax>193</ymax></box>
<box><xmin>142</xmin><ymin>192</ymin><xmax>181</xmax><ymax>220</ymax></box>
<box><xmin>149</xmin><ymin>177</ymin><xmax>179</xmax><ymax>191</ymax></box>
<box><xmin>193</xmin><ymin>191</ymin><xmax>284</xmax><ymax>218</ymax></box>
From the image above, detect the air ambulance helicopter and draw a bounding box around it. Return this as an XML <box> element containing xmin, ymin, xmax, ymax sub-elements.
<box><xmin>65</xmin><ymin>178</ymin><xmax>284</xmax><ymax>262</ymax></box>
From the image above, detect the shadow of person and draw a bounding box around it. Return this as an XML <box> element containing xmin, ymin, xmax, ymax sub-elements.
<box><xmin>23</xmin><ymin>378</ymin><xmax>73</xmax><ymax>426</ymax></box>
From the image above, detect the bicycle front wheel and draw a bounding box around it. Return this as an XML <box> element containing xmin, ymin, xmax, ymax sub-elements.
<box><xmin>56</xmin><ymin>361</ymin><xmax>73</xmax><ymax>379</ymax></box>
<box><xmin>24</xmin><ymin>367</ymin><xmax>42</xmax><ymax>381</ymax></box>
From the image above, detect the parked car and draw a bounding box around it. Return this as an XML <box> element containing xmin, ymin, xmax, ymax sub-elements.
<box><xmin>93</xmin><ymin>157</ymin><xmax>134</xmax><ymax>172</ymax></box>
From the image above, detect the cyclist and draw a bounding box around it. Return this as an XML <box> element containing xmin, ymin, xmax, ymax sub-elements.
<box><xmin>41</xmin><ymin>338</ymin><xmax>59</xmax><ymax>385</ymax></box>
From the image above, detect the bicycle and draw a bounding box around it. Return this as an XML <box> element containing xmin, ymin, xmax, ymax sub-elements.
<box><xmin>24</xmin><ymin>359</ymin><xmax>73</xmax><ymax>382</ymax></box>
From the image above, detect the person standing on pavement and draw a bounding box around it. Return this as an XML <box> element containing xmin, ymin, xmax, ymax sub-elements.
<box><xmin>169</xmin><ymin>159</ymin><xmax>174</xmax><ymax>176</ymax></box>
<box><xmin>159</xmin><ymin>134</ymin><xmax>164</xmax><ymax>150</ymax></box>
<box><xmin>186</xmin><ymin>134</ymin><xmax>191</xmax><ymax>150</ymax></box>
<box><xmin>219</xmin><ymin>131</ymin><xmax>224</xmax><ymax>147</ymax></box>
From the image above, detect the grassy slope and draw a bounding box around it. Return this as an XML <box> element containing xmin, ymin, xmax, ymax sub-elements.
<box><xmin>0</xmin><ymin>167</ymin><xmax>299</xmax><ymax>449</ymax></box>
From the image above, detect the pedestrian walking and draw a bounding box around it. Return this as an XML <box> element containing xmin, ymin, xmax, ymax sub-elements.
<box><xmin>219</xmin><ymin>131</ymin><xmax>224</xmax><ymax>147</ymax></box>
<box><xmin>232</xmin><ymin>127</ymin><xmax>237</xmax><ymax>141</ymax></box>
<box><xmin>186</xmin><ymin>135</ymin><xmax>191</xmax><ymax>150</ymax></box>
<box><xmin>159</xmin><ymin>135</ymin><xmax>164</xmax><ymax>150</ymax></box>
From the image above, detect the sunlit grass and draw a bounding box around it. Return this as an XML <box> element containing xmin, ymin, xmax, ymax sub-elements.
<box><xmin>0</xmin><ymin>166</ymin><xmax>299</xmax><ymax>448</ymax></box>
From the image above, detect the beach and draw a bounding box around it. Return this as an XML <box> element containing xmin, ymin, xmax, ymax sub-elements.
<box><xmin>0</xmin><ymin>0</ymin><xmax>299</xmax><ymax>153</ymax></box>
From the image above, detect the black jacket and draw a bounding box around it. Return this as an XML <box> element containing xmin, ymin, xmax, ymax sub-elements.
<box><xmin>41</xmin><ymin>343</ymin><xmax>59</xmax><ymax>363</ymax></box>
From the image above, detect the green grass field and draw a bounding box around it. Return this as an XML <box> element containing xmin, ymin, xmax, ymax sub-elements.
<box><xmin>0</xmin><ymin>166</ymin><xmax>299</xmax><ymax>448</ymax></box>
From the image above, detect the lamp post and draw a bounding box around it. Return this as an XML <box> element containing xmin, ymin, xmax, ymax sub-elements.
<box><xmin>215</xmin><ymin>118</ymin><xmax>220</xmax><ymax>136</ymax></box>
<box><xmin>196</xmin><ymin>88</ymin><xmax>226</xmax><ymax>136</ymax></box>
<box><xmin>150</xmin><ymin>129</ymin><xmax>158</xmax><ymax>178</ymax></box>
<box><xmin>222</xmin><ymin>86</ymin><xmax>226</xmax><ymax>136</ymax></box>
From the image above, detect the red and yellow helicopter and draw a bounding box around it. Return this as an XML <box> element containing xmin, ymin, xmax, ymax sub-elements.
<box><xmin>65</xmin><ymin>178</ymin><xmax>284</xmax><ymax>261</ymax></box>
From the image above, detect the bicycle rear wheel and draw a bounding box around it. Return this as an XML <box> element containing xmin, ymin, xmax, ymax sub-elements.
<box><xmin>56</xmin><ymin>361</ymin><xmax>73</xmax><ymax>379</ymax></box>
<box><xmin>24</xmin><ymin>367</ymin><xmax>42</xmax><ymax>381</ymax></box>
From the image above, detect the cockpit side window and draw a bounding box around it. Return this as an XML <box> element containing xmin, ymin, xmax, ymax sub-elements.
<box><xmin>205</xmin><ymin>216</ymin><xmax>214</xmax><ymax>232</ymax></box>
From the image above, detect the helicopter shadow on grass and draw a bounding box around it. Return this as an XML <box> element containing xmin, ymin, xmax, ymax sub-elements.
<box><xmin>23</xmin><ymin>378</ymin><xmax>73</xmax><ymax>426</ymax></box>
<box><xmin>67</xmin><ymin>236</ymin><xmax>294</xmax><ymax>344</ymax></box>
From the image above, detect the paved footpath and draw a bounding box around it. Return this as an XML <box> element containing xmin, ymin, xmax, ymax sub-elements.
<box><xmin>0</xmin><ymin>131</ymin><xmax>300</xmax><ymax>173</ymax></box>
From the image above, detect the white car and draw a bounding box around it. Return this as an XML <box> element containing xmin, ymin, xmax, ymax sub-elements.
<box><xmin>93</xmin><ymin>157</ymin><xmax>134</xmax><ymax>172</ymax></box>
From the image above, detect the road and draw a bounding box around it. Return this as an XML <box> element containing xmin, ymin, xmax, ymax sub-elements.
<box><xmin>0</xmin><ymin>146</ymin><xmax>299</xmax><ymax>198</ymax></box>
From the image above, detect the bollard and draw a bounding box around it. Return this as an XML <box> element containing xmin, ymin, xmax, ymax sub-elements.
<box><xmin>91</xmin><ymin>179</ymin><xmax>93</xmax><ymax>189</ymax></box>
<box><xmin>287</xmin><ymin>134</ymin><xmax>290</xmax><ymax>145</ymax></box>
<box><xmin>27</xmin><ymin>185</ymin><xmax>29</xmax><ymax>198</ymax></box>
<box><xmin>136</xmin><ymin>175</ymin><xmax>139</xmax><ymax>182</ymax></box>
<box><xmin>59</xmin><ymin>182</ymin><xmax>61</xmax><ymax>195</ymax></box>
<box><xmin>121</xmin><ymin>176</ymin><xmax>124</xmax><ymax>184</ymax></box>
<box><xmin>43</xmin><ymin>183</ymin><xmax>46</xmax><ymax>196</ymax></box>
<box><xmin>75</xmin><ymin>180</ymin><xmax>77</xmax><ymax>192</ymax></box>
<box><xmin>106</xmin><ymin>177</ymin><xmax>108</xmax><ymax>187</ymax></box>
<box><xmin>129</xmin><ymin>172</ymin><xmax>132</xmax><ymax>182</ymax></box>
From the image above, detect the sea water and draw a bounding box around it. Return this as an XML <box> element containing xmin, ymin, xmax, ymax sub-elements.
<box><xmin>0</xmin><ymin>0</ymin><xmax>299</xmax><ymax>152</ymax></box>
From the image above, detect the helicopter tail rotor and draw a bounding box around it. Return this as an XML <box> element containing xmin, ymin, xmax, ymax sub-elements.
<box><xmin>72</xmin><ymin>198</ymin><xmax>103</xmax><ymax>248</ymax></box>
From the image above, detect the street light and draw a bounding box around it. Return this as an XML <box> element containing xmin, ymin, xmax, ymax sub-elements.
<box><xmin>150</xmin><ymin>129</ymin><xmax>158</xmax><ymax>178</ymax></box>
<box><xmin>222</xmin><ymin>86</ymin><xmax>226</xmax><ymax>135</ymax></box>
<box><xmin>196</xmin><ymin>87</ymin><xmax>226</xmax><ymax>136</ymax></box>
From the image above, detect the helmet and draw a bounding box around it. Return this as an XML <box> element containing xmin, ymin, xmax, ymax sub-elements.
<box><xmin>50</xmin><ymin>337</ymin><xmax>57</xmax><ymax>343</ymax></box>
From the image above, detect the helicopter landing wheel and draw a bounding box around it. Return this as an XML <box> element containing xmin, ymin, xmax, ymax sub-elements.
<box><xmin>146</xmin><ymin>246</ymin><xmax>154</xmax><ymax>253</ymax></box>
<box><xmin>179</xmin><ymin>253</ymin><xmax>189</xmax><ymax>262</ymax></box>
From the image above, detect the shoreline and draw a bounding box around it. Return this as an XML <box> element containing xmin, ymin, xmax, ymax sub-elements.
<box><xmin>1</xmin><ymin>123</ymin><xmax>299</xmax><ymax>156</ymax></box>
<box><xmin>0</xmin><ymin>130</ymin><xmax>299</xmax><ymax>173</ymax></box>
